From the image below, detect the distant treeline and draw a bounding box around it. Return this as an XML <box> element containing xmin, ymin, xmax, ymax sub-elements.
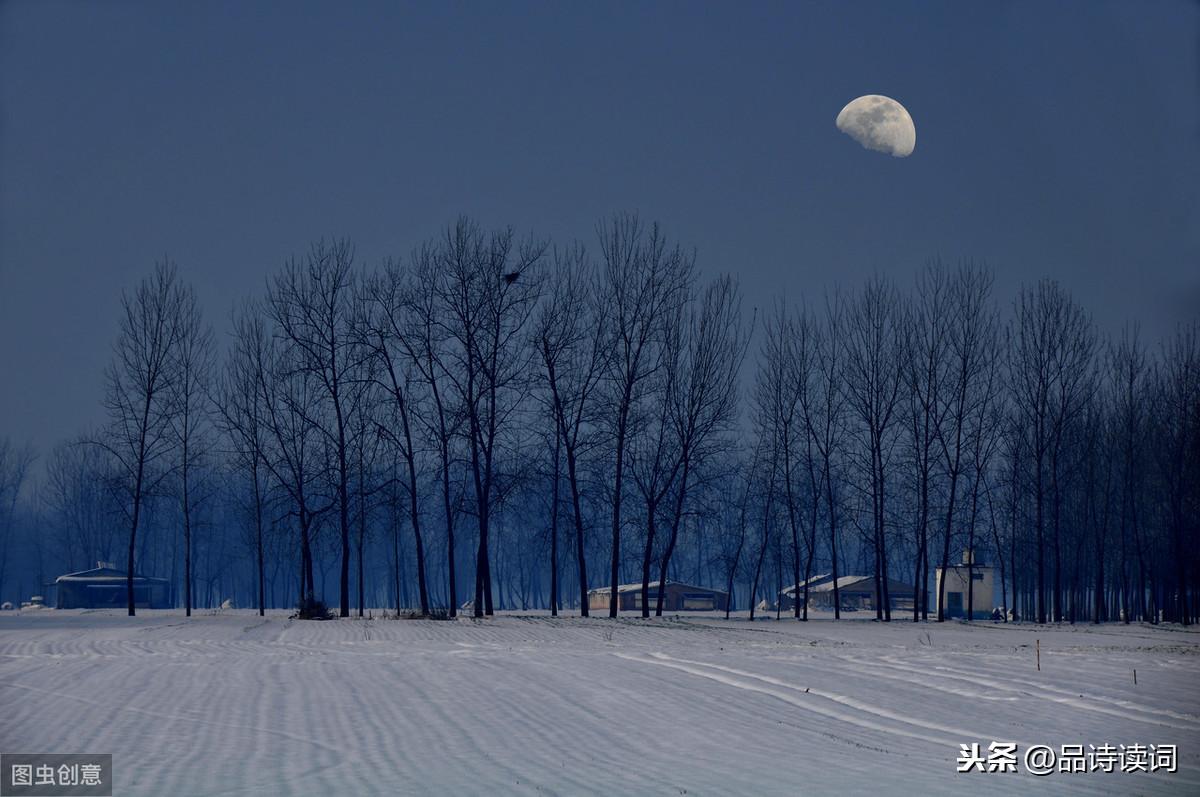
<box><xmin>0</xmin><ymin>214</ymin><xmax>1196</xmax><ymax>625</ymax></box>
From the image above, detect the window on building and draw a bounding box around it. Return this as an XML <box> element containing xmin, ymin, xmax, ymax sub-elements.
<box><xmin>631</xmin><ymin>592</ymin><xmax>660</xmax><ymax>608</ymax></box>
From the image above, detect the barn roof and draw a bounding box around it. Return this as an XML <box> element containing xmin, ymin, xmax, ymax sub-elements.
<box><xmin>809</xmin><ymin>575</ymin><xmax>873</xmax><ymax>593</ymax></box>
<box><xmin>785</xmin><ymin>575</ymin><xmax>918</xmax><ymax>596</ymax></box>
<box><xmin>55</xmin><ymin>566</ymin><xmax>169</xmax><ymax>585</ymax></box>
<box><xmin>780</xmin><ymin>573</ymin><xmax>835</xmax><ymax>597</ymax></box>
<box><xmin>587</xmin><ymin>580</ymin><xmax>727</xmax><ymax>597</ymax></box>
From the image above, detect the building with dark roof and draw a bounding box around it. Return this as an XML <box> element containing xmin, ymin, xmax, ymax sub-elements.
<box><xmin>587</xmin><ymin>580</ymin><xmax>729</xmax><ymax>612</ymax></box>
<box><xmin>54</xmin><ymin>565</ymin><xmax>171</xmax><ymax>609</ymax></box>
<box><xmin>779</xmin><ymin>574</ymin><xmax>919</xmax><ymax>612</ymax></box>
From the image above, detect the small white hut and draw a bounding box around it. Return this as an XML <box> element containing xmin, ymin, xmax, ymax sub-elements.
<box><xmin>935</xmin><ymin>550</ymin><xmax>996</xmax><ymax>619</ymax></box>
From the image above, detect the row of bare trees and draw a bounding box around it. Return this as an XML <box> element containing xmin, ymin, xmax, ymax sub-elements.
<box><xmin>34</xmin><ymin>216</ymin><xmax>743</xmax><ymax>620</ymax></box>
<box><xmin>751</xmin><ymin>261</ymin><xmax>1197</xmax><ymax>625</ymax></box>
<box><xmin>1</xmin><ymin>218</ymin><xmax>1195</xmax><ymax>624</ymax></box>
<box><xmin>0</xmin><ymin>439</ymin><xmax>36</xmax><ymax>604</ymax></box>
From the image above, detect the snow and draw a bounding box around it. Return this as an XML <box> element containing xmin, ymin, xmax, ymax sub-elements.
<box><xmin>1</xmin><ymin>610</ymin><xmax>1197</xmax><ymax>795</ymax></box>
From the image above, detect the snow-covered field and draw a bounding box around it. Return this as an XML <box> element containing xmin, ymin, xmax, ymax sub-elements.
<box><xmin>1</xmin><ymin>610</ymin><xmax>1197</xmax><ymax>796</ymax></box>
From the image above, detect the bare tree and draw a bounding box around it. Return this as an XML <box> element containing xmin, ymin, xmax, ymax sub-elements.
<box><xmin>436</xmin><ymin>219</ymin><xmax>544</xmax><ymax>617</ymax></box>
<box><xmin>654</xmin><ymin>276</ymin><xmax>747</xmax><ymax>616</ymax></box>
<box><xmin>1150</xmin><ymin>322</ymin><xmax>1198</xmax><ymax>625</ymax></box>
<box><xmin>257</xmin><ymin>332</ymin><xmax>331</xmax><ymax>609</ymax></box>
<box><xmin>544</xmin><ymin>410</ymin><xmax>563</xmax><ymax>615</ymax></box>
<box><xmin>267</xmin><ymin>239</ymin><xmax>365</xmax><ymax>617</ymax></box>
<box><xmin>44</xmin><ymin>443</ymin><xmax>118</xmax><ymax>574</ymax></box>
<box><xmin>900</xmin><ymin>263</ymin><xmax>952</xmax><ymax>621</ymax></box>
<box><xmin>1109</xmin><ymin>324</ymin><xmax>1160</xmax><ymax>623</ymax></box>
<box><xmin>598</xmin><ymin>214</ymin><xmax>693</xmax><ymax>617</ymax></box>
<box><xmin>758</xmin><ymin>304</ymin><xmax>800</xmax><ymax>618</ymax></box>
<box><xmin>213</xmin><ymin>306</ymin><xmax>271</xmax><ymax>616</ymax></box>
<box><xmin>800</xmin><ymin>294</ymin><xmax>849</xmax><ymax>619</ymax></box>
<box><xmin>747</xmin><ymin>425</ymin><xmax>779</xmax><ymax>622</ymax></box>
<box><xmin>406</xmin><ymin>245</ymin><xmax>464</xmax><ymax>616</ymax></box>
<box><xmin>0</xmin><ymin>438</ymin><xmax>36</xmax><ymax>603</ymax></box>
<box><xmin>720</xmin><ymin>448</ymin><xmax>755</xmax><ymax>618</ymax></box>
<box><xmin>1010</xmin><ymin>280</ymin><xmax>1095</xmax><ymax>623</ymax></box>
<box><xmin>751</xmin><ymin>312</ymin><xmax>798</xmax><ymax>622</ymax></box>
<box><xmin>350</xmin><ymin>388</ymin><xmax>386</xmax><ymax>616</ymax></box>
<box><xmin>934</xmin><ymin>264</ymin><xmax>999</xmax><ymax>621</ymax></box>
<box><xmin>630</xmin><ymin>354</ymin><xmax>681</xmax><ymax>618</ymax></box>
<box><xmin>95</xmin><ymin>261</ymin><xmax>187</xmax><ymax>615</ymax></box>
<box><xmin>1078</xmin><ymin>387</ymin><xmax>1116</xmax><ymax>624</ymax></box>
<box><xmin>842</xmin><ymin>275</ymin><xmax>904</xmax><ymax>621</ymax></box>
<box><xmin>361</xmin><ymin>263</ymin><xmax>432</xmax><ymax>615</ymax></box>
<box><xmin>169</xmin><ymin>281</ymin><xmax>213</xmax><ymax>616</ymax></box>
<box><xmin>784</xmin><ymin>308</ymin><xmax>826</xmax><ymax>620</ymax></box>
<box><xmin>535</xmin><ymin>246</ymin><xmax>610</xmax><ymax>615</ymax></box>
<box><xmin>962</xmin><ymin>329</ymin><xmax>1003</xmax><ymax>622</ymax></box>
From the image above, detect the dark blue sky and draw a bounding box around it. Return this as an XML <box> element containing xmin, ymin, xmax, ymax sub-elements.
<box><xmin>2</xmin><ymin>0</ymin><xmax>1197</xmax><ymax>452</ymax></box>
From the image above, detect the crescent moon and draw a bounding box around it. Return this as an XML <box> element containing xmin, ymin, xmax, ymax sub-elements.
<box><xmin>836</xmin><ymin>95</ymin><xmax>916</xmax><ymax>158</ymax></box>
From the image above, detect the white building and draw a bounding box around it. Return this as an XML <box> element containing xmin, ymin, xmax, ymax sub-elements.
<box><xmin>935</xmin><ymin>550</ymin><xmax>996</xmax><ymax>619</ymax></box>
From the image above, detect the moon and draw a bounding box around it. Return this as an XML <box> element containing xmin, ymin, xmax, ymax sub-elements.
<box><xmin>836</xmin><ymin>95</ymin><xmax>916</xmax><ymax>157</ymax></box>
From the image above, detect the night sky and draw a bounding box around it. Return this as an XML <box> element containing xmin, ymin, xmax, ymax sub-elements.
<box><xmin>2</xmin><ymin>0</ymin><xmax>1197</xmax><ymax>454</ymax></box>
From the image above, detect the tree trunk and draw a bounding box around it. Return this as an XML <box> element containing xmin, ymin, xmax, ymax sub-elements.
<box><xmin>656</xmin><ymin>462</ymin><xmax>692</xmax><ymax>617</ymax></box>
<box><xmin>549</xmin><ymin>430</ymin><xmax>561</xmax><ymax>617</ymax></box>
<box><xmin>610</xmin><ymin>396</ymin><xmax>632</xmax><ymax>618</ymax></box>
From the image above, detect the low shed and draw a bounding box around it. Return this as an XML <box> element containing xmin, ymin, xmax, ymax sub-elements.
<box><xmin>781</xmin><ymin>574</ymin><xmax>917</xmax><ymax>612</ymax></box>
<box><xmin>778</xmin><ymin>573</ymin><xmax>836</xmax><ymax>610</ymax></box>
<box><xmin>55</xmin><ymin>565</ymin><xmax>171</xmax><ymax>609</ymax></box>
<box><xmin>587</xmin><ymin>580</ymin><xmax>729</xmax><ymax>613</ymax></box>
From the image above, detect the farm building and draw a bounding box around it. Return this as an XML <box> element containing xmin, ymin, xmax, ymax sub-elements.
<box><xmin>779</xmin><ymin>574</ymin><xmax>918</xmax><ymax>612</ymax></box>
<box><xmin>54</xmin><ymin>565</ymin><xmax>171</xmax><ymax>609</ymax></box>
<box><xmin>587</xmin><ymin>580</ymin><xmax>729</xmax><ymax>612</ymax></box>
<box><xmin>935</xmin><ymin>550</ymin><xmax>997</xmax><ymax>619</ymax></box>
<box><xmin>777</xmin><ymin>573</ymin><xmax>835</xmax><ymax>610</ymax></box>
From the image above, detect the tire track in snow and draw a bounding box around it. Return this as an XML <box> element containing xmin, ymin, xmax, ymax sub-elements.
<box><xmin>878</xmin><ymin>654</ymin><xmax>1200</xmax><ymax>732</ymax></box>
<box><xmin>613</xmin><ymin>651</ymin><xmax>961</xmax><ymax>747</ymax></box>
<box><xmin>830</xmin><ymin>653</ymin><xmax>1200</xmax><ymax>777</ymax></box>
<box><xmin>651</xmin><ymin>652</ymin><xmax>1008</xmax><ymax>741</ymax></box>
<box><xmin>622</xmin><ymin>652</ymin><xmax>1200</xmax><ymax>792</ymax></box>
<box><xmin>832</xmin><ymin>654</ymin><xmax>1019</xmax><ymax>702</ymax></box>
